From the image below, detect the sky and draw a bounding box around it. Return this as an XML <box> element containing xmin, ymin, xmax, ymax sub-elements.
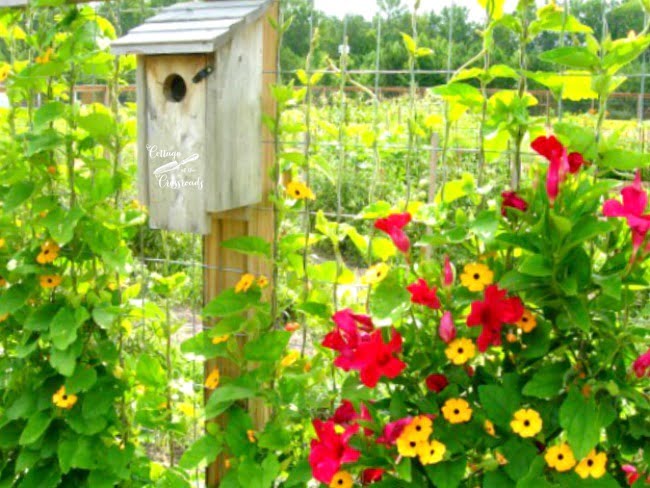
<box><xmin>314</xmin><ymin>0</ymin><xmax>521</xmax><ymax>21</ymax></box>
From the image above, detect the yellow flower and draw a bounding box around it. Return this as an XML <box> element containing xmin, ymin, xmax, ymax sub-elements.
<box><xmin>442</xmin><ymin>398</ymin><xmax>472</xmax><ymax>424</ymax></box>
<box><xmin>0</xmin><ymin>313</ymin><xmax>8</xmax><ymax>323</ymax></box>
<box><xmin>0</xmin><ymin>237</ymin><xmax>5</xmax><ymax>248</ymax></box>
<box><xmin>403</xmin><ymin>415</ymin><xmax>433</xmax><ymax>442</ymax></box>
<box><xmin>286</xmin><ymin>181</ymin><xmax>315</xmax><ymax>200</ymax></box>
<box><xmin>35</xmin><ymin>47</ymin><xmax>53</xmax><ymax>64</ymax></box>
<box><xmin>417</xmin><ymin>439</ymin><xmax>446</xmax><ymax>465</ymax></box>
<box><xmin>178</xmin><ymin>402</ymin><xmax>196</xmax><ymax>418</ymax></box>
<box><xmin>396</xmin><ymin>433</ymin><xmax>424</xmax><ymax>458</ymax></box>
<box><xmin>257</xmin><ymin>275</ymin><xmax>269</xmax><ymax>288</ymax></box>
<box><xmin>234</xmin><ymin>273</ymin><xmax>255</xmax><ymax>293</ymax></box>
<box><xmin>445</xmin><ymin>338</ymin><xmax>476</xmax><ymax>365</ymax></box>
<box><xmin>362</xmin><ymin>263</ymin><xmax>389</xmax><ymax>285</ymax></box>
<box><xmin>510</xmin><ymin>408</ymin><xmax>543</xmax><ymax>438</ymax></box>
<box><xmin>204</xmin><ymin>368</ymin><xmax>220</xmax><ymax>389</ymax></box>
<box><xmin>495</xmin><ymin>452</ymin><xmax>508</xmax><ymax>465</ymax></box>
<box><xmin>280</xmin><ymin>350</ymin><xmax>301</xmax><ymax>368</ymax></box>
<box><xmin>575</xmin><ymin>450</ymin><xmax>607</xmax><ymax>479</ymax></box>
<box><xmin>484</xmin><ymin>419</ymin><xmax>496</xmax><ymax>437</ymax></box>
<box><xmin>0</xmin><ymin>64</ymin><xmax>10</xmax><ymax>82</ymax></box>
<box><xmin>247</xmin><ymin>429</ymin><xmax>256</xmax><ymax>443</ymax></box>
<box><xmin>211</xmin><ymin>334</ymin><xmax>229</xmax><ymax>345</ymax></box>
<box><xmin>516</xmin><ymin>309</ymin><xmax>537</xmax><ymax>333</ymax></box>
<box><xmin>52</xmin><ymin>386</ymin><xmax>77</xmax><ymax>409</ymax></box>
<box><xmin>545</xmin><ymin>443</ymin><xmax>577</xmax><ymax>472</ymax></box>
<box><xmin>329</xmin><ymin>471</ymin><xmax>353</xmax><ymax>488</ymax></box>
<box><xmin>40</xmin><ymin>275</ymin><xmax>62</xmax><ymax>288</ymax></box>
<box><xmin>37</xmin><ymin>240</ymin><xmax>60</xmax><ymax>264</ymax></box>
<box><xmin>460</xmin><ymin>263</ymin><xmax>494</xmax><ymax>292</ymax></box>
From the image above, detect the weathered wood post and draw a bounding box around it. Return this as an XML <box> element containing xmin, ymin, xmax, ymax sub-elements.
<box><xmin>111</xmin><ymin>1</ymin><xmax>278</xmax><ymax>485</ymax></box>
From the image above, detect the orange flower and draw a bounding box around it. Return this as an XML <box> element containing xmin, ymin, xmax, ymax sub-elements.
<box><xmin>247</xmin><ymin>429</ymin><xmax>256</xmax><ymax>443</ymax></box>
<box><xmin>204</xmin><ymin>368</ymin><xmax>220</xmax><ymax>389</ymax></box>
<box><xmin>516</xmin><ymin>310</ymin><xmax>537</xmax><ymax>333</ymax></box>
<box><xmin>35</xmin><ymin>47</ymin><xmax>53</xmax><ymax>64</ymax></box>
<box><xmin>40</xmin><ymin>275</ymin><xmax>61</xmax><ymax>288</ymax></box>
<box><xmin>36</xmin><ymin>240</ymin><xmax>60</xmax><ymax>264</ymax></box>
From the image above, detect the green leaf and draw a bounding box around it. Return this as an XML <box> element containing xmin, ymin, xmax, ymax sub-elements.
<box><xmin>479</xmin><ymin>384</ymin><xmax>519</xmax><ymax>429</ymax></box>
<box><xmin>65</xmin><ymin>365</ymin><xmax>97</xmax><ymax>393</ymax></box>
<box><xmin>49</xmin><ymin>307</ymin><xmax>79</xmax><ymax>350</ymax></box>
<box><xmin>205</xmin><ymin>385</ymin><xmax>257</xmax><ymax>418</ymax></box>
<box><xmin>396</xmin><ymin>457</ymin><xmax>412</xmax><ymax>482</ymax></box>
<box><xmin>523</xmin><ymin>362</ymin><xmax>569</xmax><ymax>399</ymax></box>
<box><xmin>0</xmin><ymin>285</ymin><xmax>29</xmax><ymax>315</ymax></box>
<box><xmin>221</xmin><ymin>236</ymin><xmax>271</xmax><ymax>259</ymax></box>
<box><xmin>19</xmin><ymin>411</ymin><xmax>52</xmax><ymax>445</ymax></box>
<box><xmin>483</xmin><ymin>470</ymin><xmax>515</xmax><ymax>488</ymax></box>
<box><xmin>539</xmin><ymin>47</ymin><xmax>600</xmax><ymax>70</ymax></box>
<box><xmin>25</xmin><ymin>304</ymin><xmax>60</xmax><ymax>331</ymax></box>
<box><xmin>244</xmin><ymin>331</ymin><xmax>291</xmax><ymax>362</ymax></box>
<box><xmin>401</xmin><ymin>33</ymin><xmax>417</xmax><ymax>55</ymax></box>
<box><xmin>284</xmin><ymin>459</ymin><xmax>312</xmax><ymax>487</ymax></box>
<box><xmin>34</xmin><ymin>101</ymin><xmax>66</xmax><ymax>128</ymax></box>
<box><xmin>564</xmin><ymin>297</ymin><xmax>591</xmax><ymax>332</ymax></box>
<box><xmin>424</xmin><ymin>456</ymin><xmax>466</xmax><ymax>488</ymax></box>
<box><xmin>370</xmin><ymin>271</ymin><xmax>410</xmax><ymax>321</ymax></box>
<box><xmin>5</xmin><ymin>392</ymin><xmax>37</xmax><ymax>420</ymax></box>
<box><xmin>4</xmin><ymin>182</ymin><xmax>34</xmax><ymax>212</ymax></box>
<box><xmin>17</xmin><ymin>463</ymin><xmax>61</xmax><ymax>488</ymax></box>
<box><xmin>179</xmin><ymin>435</ymin><xmax>222</xmax><ymax>470</ymax></box>
<box><xmin>501</xmin><ymin>438</ymin><xmax>538</xmax><ymax>480</ymax></box>
<box><xmin>79</xmin><ymin>111</ymin><xmax>116</xmax><ymax>139</ymax></box>
<box><xmin>238</xmin><ymin>456</ymin><xmax>280</xmax><ymax>488</ymax></box>
<box><xmin>50</xmin><ymin>346</ymin><xmax>78</xmax><ymax>376</ymax></box>
<box><xmin>203</xmin><ymin>288</ymin><xmax>262</xmax><ymax>318</ymax></box>
<box><xmin>58</xmin><ymin>436</ymin><xmax>96</xmax><ymax>473</ymax></box>
<box><xmin>518</xmin><ymin>255</ymin><xmax>552</xmax><ymax>277</ymax></box>
<box><xmin>296</xmin><ymin>301</ymin><xmax>330</xmax><ymax>319</ymax></box>
<box><xmin>471</xmin><ymin>211</ymin><xmax>499</xmax><ymax>243</ymax></box>
<box><xmin>603</xmin><ymin>34</ymin><xmax>650</xmax><ymax>73</ymax></box>
<box><xmin>559</xmin><ymin>389</ymin><xmax>600</xmax><ymax>459</ymax></box>
<box><xmin>136</xmin><ymin>355</ymin><xmax>166</xmax><ymax>387</ymax></box>
<box><xmin>600</xmin><ymin>149</ymin><xmax>650</xmax><ymax>171</ymax></box>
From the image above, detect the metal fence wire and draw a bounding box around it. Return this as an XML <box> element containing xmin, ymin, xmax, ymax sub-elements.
<box><xmin>2</xmin><ymin>0</ymin><xmax>649</xmax><ymax>486</ymax></box>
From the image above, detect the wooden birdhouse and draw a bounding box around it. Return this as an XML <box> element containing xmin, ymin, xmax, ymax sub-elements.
<box><xmin>111</xmin><ymin>0</ymin><xmax>272</xmax><ymax>234</ymax></box>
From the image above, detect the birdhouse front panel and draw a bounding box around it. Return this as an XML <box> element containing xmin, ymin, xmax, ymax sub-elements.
<box><xmin>143</xmin><ymin>54</ymin><xmax>209</xmax><ymax>234</ymax></box>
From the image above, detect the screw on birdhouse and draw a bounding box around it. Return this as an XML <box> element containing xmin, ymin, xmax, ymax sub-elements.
<box><xmin>192</xmin><ymin>66</ymin><xmax>214</xmax><ymax>84</ymax></box>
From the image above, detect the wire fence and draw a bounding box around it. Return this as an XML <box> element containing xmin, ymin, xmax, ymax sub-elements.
<box><xmin>3</xmin><ymin>0</ymin><xmax>649</xmax><ymax>486</ymax></box>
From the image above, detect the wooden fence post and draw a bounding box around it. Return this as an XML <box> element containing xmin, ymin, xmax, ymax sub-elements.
<box><xmin>204</xmin><ymin>1</ymin><xmax>279</xmax><ymax>486</ymax></box>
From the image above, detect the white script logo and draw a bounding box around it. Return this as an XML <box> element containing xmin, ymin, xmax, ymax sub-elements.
<box><xmin>148</xmin><ymin>145</ymin><xmax>204</xmax><ymax>190</ymax></box>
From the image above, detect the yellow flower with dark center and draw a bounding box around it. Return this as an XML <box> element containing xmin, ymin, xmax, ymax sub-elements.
<box><xmin>37</xmin><ymin>240</ymin><xmax>60</xmax><ymax>264</ymax></box>
<box><xmin>510</xmin><ymin>408</ymin><xmax>543</xmax><ymax>438</ymax></box>
<box><xmin>52</xmin><ymin>386</ymin><xmax>77</xmax><ymax>409</ymax></box>
<box><xmin>247</xmin><ymin>429</ymin><xmax>256</xmax><ymax>443</ymax></box>
<box><xmin>516</xmin><ymin>309</ymin><xmax>537</xmax><ymax>333</ymax></box>
<box><xmin>575</xmin><ymin>450</ymin><xmax>607</xmax><ymax>479</ymax></box>
<box><xmin>484</xmin><ymin>420</ymin><xmax>496</xmax><ymax>437</ymax></box>
<box><xmin>286</xmin><ymin>181</ymin><xmax>315</xmax><ymax>200</ymax></box>
<box><xmin>545</xmin><ymin>443</ymin><xmax>577</xmax><ymax>472</ymax></box>
<box><xmin>35</xmin><ymin>48</ymin><xmax>53</xmax><ymax>64</ymax></box>
<box><xmin>211</xmin><ymin>335</ymin><xmax>229</xmax><ymax>345</ymax></box>
<box><xmin>445</xmin><ymin>338</ymin><xmax>476</xmax><ymax>365</ymax></box>
<box><xmin>40</xmin><ymin>275</ymin><xmax>62</xmax><ymax>288</ymax></box>
<box><xmin>204</xmin><ymin>368</ymin><xmax>220</xmax><ymax>389</ymax></box>
<box><xmin>396</xmin><ymin>433</ymin><xmax>424</xmax><ymax>458</ymax></box>
<box><xmin>234</xmin><ymin>273</ymin><xmax>255</xmax><ymax>293</ymax></box>
<box><xmin>280</xmin><ymin>350</ymin><xmax>301</xmax><ymax>368</ymax></box>
<box><xmin>257</xmin><ymin>275</ymin><xmax>269</xmax><ymax>288</ymax></box>
<box><xmin>417</xmin><ymin>439</ymin><xmax>446</xmax><ymax>465</ymax></box>
<box><xmin>403</xmin><ymin>415</ymin><xmax>433</xmax><ymax>442</ymax></box>
<box><xmin>329</xmin><ymin>471</ymin><xmax>353</xmax><ymax>488</ymax></box>
<box><xmin>0</xmin><ymin>64</ymin><xmax>10</xmax><ymax>82</ymax></box>
<box><xmin>441</xmin><ymin>398</ymin><xmax>472</xmax><ymax>424</ymax></box>
<box><xmin>362</xmin><ymin>263</ymin><xmax>389</xmax><ymax>285</ymax></box>
<box><xmin>460</xmin><ymin>263</ymin><xmax>494</xmax><ymax>292</ymax></box>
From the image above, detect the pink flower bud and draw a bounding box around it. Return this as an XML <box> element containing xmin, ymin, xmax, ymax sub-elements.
<box><xmin>438</xmin><ymin>311</ymin><xmax>456</xmax><ymax>343</ymax></box>
<box><xmin>443</xmin><ymin>255</ymin><xmax>454</xmax><ymax>287</ymax></box>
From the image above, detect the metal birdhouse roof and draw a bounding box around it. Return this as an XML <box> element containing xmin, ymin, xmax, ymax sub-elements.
<box><xmin>111</xmin><ymin>0</ymin><xmax>273</xmax><ymax>55</ymax></box>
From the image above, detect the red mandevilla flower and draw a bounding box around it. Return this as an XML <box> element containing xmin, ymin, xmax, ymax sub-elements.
<box><xmin>332</xmin><ymin>399</ymin><xmax>373</xmax><ymax>436</ymax></box>
<box><xmin>603</xmin><ymin>170</ymin><xmax>650</xmax><ymax>256</ymax></box>
<box><xmin>348</xmin><ymin>329</ymin><xmax>407</xmax><ymax>388</ymax></box>
<box><xmin>361</xmin><ymin>468</ymin><xmax>384</xmax><ymax>484</ymax></box>
<box><xmin>501</xmin><ymin>191</ymin><xmax>528</xmax><ymax>217</ymax></box>
<box><xmin>531</xmin><ymin>135</ymin><xmax>585</xmax><ymax>205</ymax></box>
<box><xmin>376</xmin><ymin>417</ymin><xmax>412</xmax><ymax>446</ymax></box>
<box><xmin>425</xmin><ymin>373</ymin><xmax>449</xmax><ymax>393</ymax></box>
<box><xmin>438</xmin><ymin>311</ymin><xmax>456</xmax><ymax>343</ymax></box>
<box><xmin>443</xmin><ymin>254</ymin><xmax>454</xmax><ymax>287</ymax></box>
<box><xmin>466</xmin><ymin>285</ymin><xmax>524</xmax><ymax>352</ymax></box>
<box><xmin>309</xmin><ymin>420</ymin><xmax>360</xmax><ymax>484</ymax></box>
<box><xmin>632</xmin><ymin>347</ymin><xmax>650</xmax><ymax>378</ymax></box>
<box><xmin>621</xmin><ymin>465</ymin><xmax>640</xmax><ymax>486</ymax></box>
<box><xmin>374</xmin><ymin>212</ymin><xmax>411</xmax><ymax>253</ymax></box>
<box><xmin>406</xmin><ymin>278</ymin><xmax>441</xmax><ymax>309</ymax></box>
<box><xmin>322</xmin><ymin>309</ymin><xmax>374</xmax><ymax>371</ymax></box>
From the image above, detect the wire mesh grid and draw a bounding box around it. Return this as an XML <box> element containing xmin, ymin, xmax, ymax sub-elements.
<box><xmin>3</xmin><ymin>0</ymin><xmax>648</xmax><ymax>486</ymax></box>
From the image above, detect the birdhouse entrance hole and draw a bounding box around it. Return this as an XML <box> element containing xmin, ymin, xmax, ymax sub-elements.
<box><xmin>163</xmin><ymin>74</ymin><xmax>187</xmax><ymax>102</ymax></box>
